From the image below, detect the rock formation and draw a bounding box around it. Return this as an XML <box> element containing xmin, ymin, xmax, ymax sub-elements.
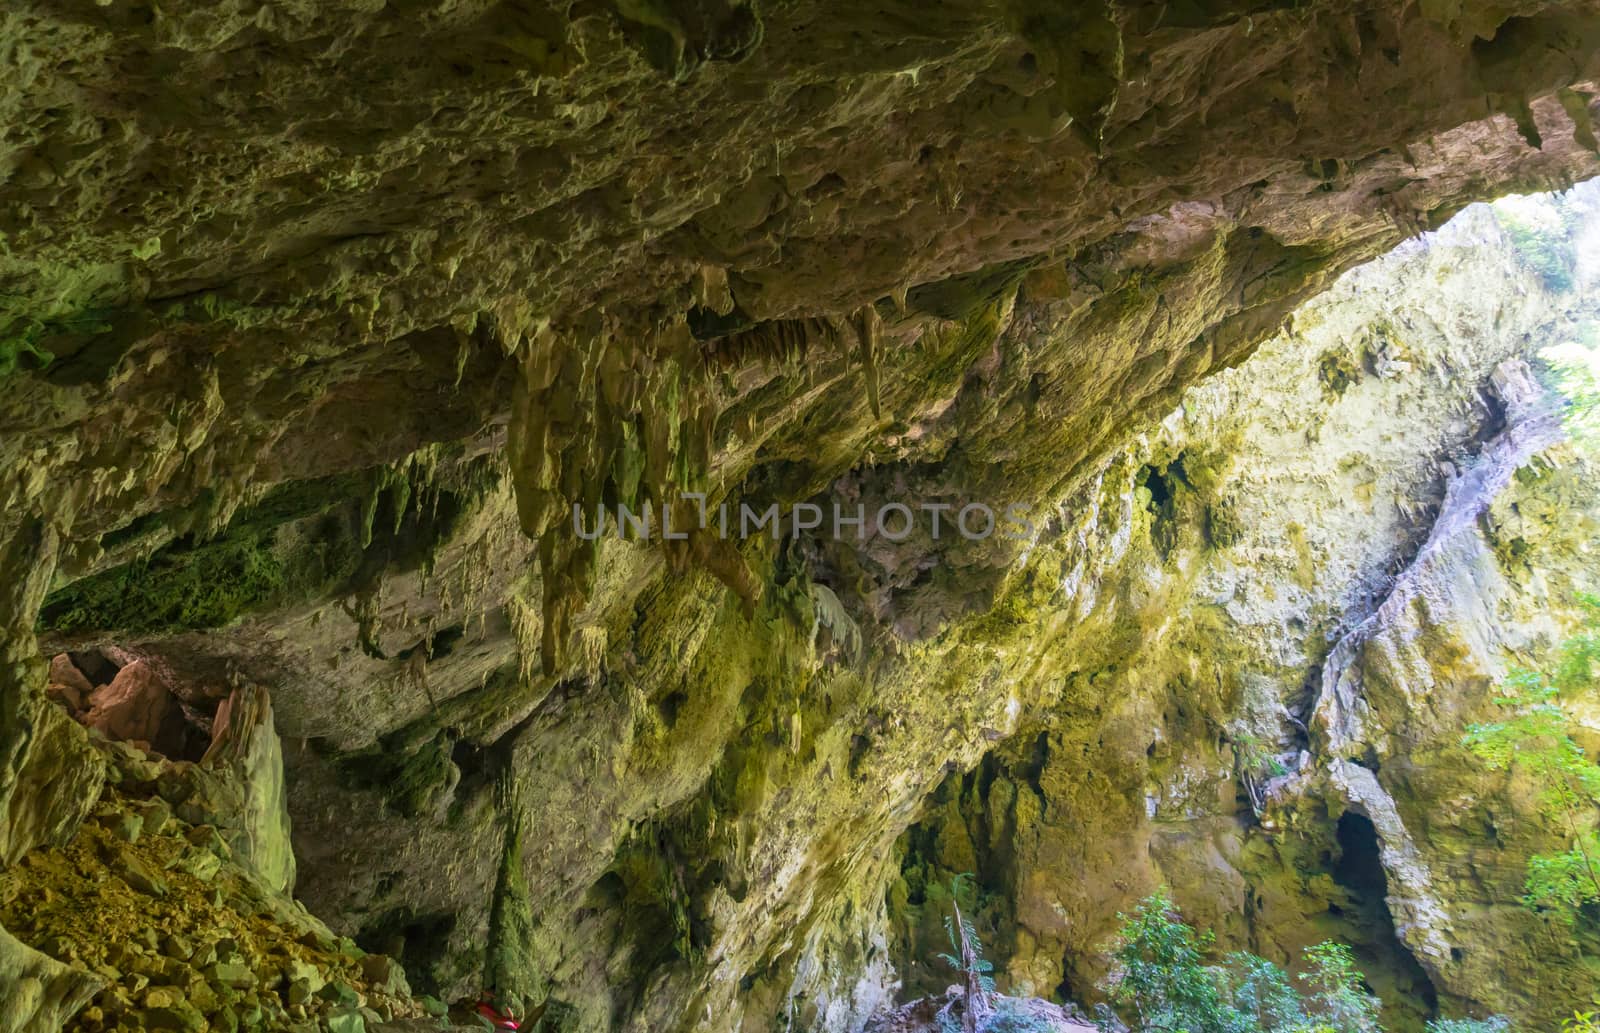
<box><xmin>889</xmin><ymin>204</ymin><xmax>1600</xmax><ymax>1029</ymax></box>
<box><xmin>4</xmin><ymin>1</ymin><xmax>1600</xmax><ymax>1031</ymax></box>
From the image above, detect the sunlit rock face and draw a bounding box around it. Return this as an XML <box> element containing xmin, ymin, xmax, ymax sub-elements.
<box><xmin>889</xmin><ymin>204</ymin><xmax>1600</xmax><ymax>1031</ymax></box>
<box><xmin>5</xmin><ymin>1</ymin><xmax>1600</xmax><ymax>1031</ymax></box>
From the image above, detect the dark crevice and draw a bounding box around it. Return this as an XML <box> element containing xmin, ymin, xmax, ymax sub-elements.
<box><xmin>355</xmin><ymin>909</ymin><xmax>458</xmax><ymax>996</ymax></box>
<box><xmin>1332</xmin><ymin>812</ymin><xmax>1440</xmax><ymax>1024</ymax></box>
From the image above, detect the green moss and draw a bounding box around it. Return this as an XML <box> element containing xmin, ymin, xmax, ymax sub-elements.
<box><xmin>608</xmin><ymin>833</ymin><xmax>701</xmax><ymax>967</ymax></box>
<box><xmin>41</xmin><ymin>530</ymin><xmax>289</xmax><ymax>634</ymax></box>
<box><xmin>0</xmin><ymin>324</ymin><xmax>56</xmax><ymax>375</ymax></box>
<box><xmin>336</xmin><ymin>730</ymin><xmax>461</xmax><ymax>820</ymax></box>
<box><xmin>1319</xmin><ymin>348</ymin><xmax>1363</xmax><ymax>396</ymax></box>
<box><xmin>487</xmin><ymin>816</ymin><xmax>543</xmax><ymax>1011</ymax></box>
<box><xmin>39</xmin><ymin>475</ymin><xmax>364</xmax><ymax>636</ymax></box>
<box><xmin>0</xmin><ymin>255</ymin><xmax>127</xmax><ymax>378</ymax></box>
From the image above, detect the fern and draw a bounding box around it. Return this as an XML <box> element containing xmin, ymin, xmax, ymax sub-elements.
<box><xmin>936</xmin><ymin>910</ymin><xmax>997</xmax><ymax>993</ymax></box>
<box><xmin>935</xmin><ymin>874</ymin><xmax>995</xmax><ymax>1032</ymax></box>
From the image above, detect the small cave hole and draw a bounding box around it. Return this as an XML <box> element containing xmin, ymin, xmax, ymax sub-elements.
<box><xmin>1333</xmin><ymin>812</ymin><xmax>1387</xmax><ymax>897</ymax></box>
<box><xmin>1054</xmin><ymin>956</ymin><xmax>1084</xmax><ymax>1007</ymax></box>
<box><xmin>355</xmin><ymin>909</ymin><xmax>458</xmax><ymax>996</ymax></box>
<box><xmin>848</xmin><ymin>733</ymin><xmax>873</xmax><ymax>779</ymax></box>
<box><xmin>1141</xmin><ymin>464</ymin><xmax>1175</xmax><ymax>509</ymax></box>
<box><xmin>582</xmin><ymin>871</ymin><xmax>628</xmax><ymax>914</ymax></box>
<box><xmin>658</xmin><ymin>689</ymin><xmax>689</xmax><ymax>729</ymax></box>
<box><xmin>429</xmin><ymin>622</ymin><xmax>466</xmax><ymax>659</ymax></box>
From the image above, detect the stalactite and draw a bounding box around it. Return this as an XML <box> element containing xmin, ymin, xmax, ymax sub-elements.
<box><xmin>1492</xmin><ymin>92</ymin><xmax>1543</xmax><ymax>150</ymax></box>
<box><xmin>508</xmin><ymin>315</ymin><xmax>747</xmax><ymax>674</ymax></box>
<box><xmin>1559</xmin><ymin>87</ymin><xmax>1600</xmax><ymax>155</ymax></box>
<box><xmin>853</xmin><ymin>303</ymin><xmax>883</xmax><ymax>419</ymax></box>
<box><xmin>505</xmin><ymin>294</ymin><xmax>898</xmax><ymax>673</ymax></box>
<box><xmin>506</xmin><ymin>592</ymin><xmax>543</xmax><ymax>687</ymax></box>
<box><xmin>698</xmin><ymin>315</ymin><xmax>841</xmax><ymax>370</ymax></box>
<box><xmin>693</xmin><ymin>264</ymin><xmax>736</xmax><ymax>316</ymax></box>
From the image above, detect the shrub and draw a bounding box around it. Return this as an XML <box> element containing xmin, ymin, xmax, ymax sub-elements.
<box><xmin>1298</xmin><ymin>942</ymin><xmax>1381</xmax><ymax>1033</ymax></box>
<box><xmin>1463</xmin><ymin>597</ymin><xmax>1600</xmax><ymax>923</ymax></box>
<box><xmin>1426</xmin><ymin>1018</ymin><xmax>1511</xmax><ymax>1033</ymax></box>
<box><xmin>1564</xmin><ymin>1011</ymin><xmax>1600</xmax><ymax>1033</ymax></box>
<box><xmin>1103</xmin><ymin>893</ymin><xmax>1391</xmax><ymax>1033</ymax></box>
<box><xmin>1104</xmin><ymin>891</ymin><xmax>1255</xmax><ymax>1033</ymax></box>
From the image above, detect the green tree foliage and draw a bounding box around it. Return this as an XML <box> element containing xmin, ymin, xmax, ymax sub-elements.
<box><xmin>1228</xmin><ymin>952</ymin><xmax>1304</xmax><ymax>1032</ymax></box>
<box><xmin>1544</xmin><ymin>326</ymin><xmax>1600</xmax><ymax>442</ymax></box>
<box><xmin>1425</xmin><ymin>1019</ymin><xmax>1511</xmax><ymax>1033</ymax></box>
<box><xmin>1565</xmin><ymin>1011</ymin><xmax>1600</xmax><ymax>1033</ymax></box>
<box><xmin>1493</xmin><ymin>193</ymin><xmax>1579</xmax><ymax>292</ymax></box>
<box><xmin>1298</xmin><ymin>943</ymin><xmax>1381</xmax><ymax>1033</ymax></box>
<box><xmin>1101</xmin><ymin>893</ymin><xmax>1509</xmax><ymax>1033</ymax></box>
<box><xmin>1463</xmin><ymin>597</ymin><xmax>1600</xmax><ymax>922</ymax></box>
<box><xmin>1104</xmin><ymin>890</ymin><xmax>1252</xmax><ymax>1033</ymax></box>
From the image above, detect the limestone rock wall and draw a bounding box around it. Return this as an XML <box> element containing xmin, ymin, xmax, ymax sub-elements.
<box><xmin>6</xmin><ymin>3</ymin><xmax>1600</xmax><ymax>1032</ymax></box>
<box><xmin>889</xmin><ymin>205</ymin><xmax>1600</xmax><ymax>1030</ymax></box>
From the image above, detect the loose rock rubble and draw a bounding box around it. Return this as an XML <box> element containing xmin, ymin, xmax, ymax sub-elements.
<box><xmin>0</xmin><ymin>737</ymin><xmax>446</xmax><ymax>1033</ymax></box>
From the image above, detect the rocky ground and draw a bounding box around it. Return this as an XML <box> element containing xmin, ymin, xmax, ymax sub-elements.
<box><xmin>0</xmin><ymin>679</ymin><xmax>475</xmax><ymax>1033</ymax></box>
<box><xmin>2</xmin><ymin>782</ymin><xmax>415</xmax><ymax>1031</ymax></box>
<box><xmin>863</xmin><ymin>989</ymin><xmax>1095</xmax><ymax>1033</ymax></box>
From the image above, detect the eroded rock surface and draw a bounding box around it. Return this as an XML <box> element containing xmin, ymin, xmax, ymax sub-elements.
<box><xmin>889</xmin><ymin>205</ymin><xmax>1600</xmax><ymax>1030</ymax></box>
<box><xmin>0</xmin><ymin>696</ymin><xmax>448</xmax><ymax>1033</ymax></box>
<box><xmin>5</xmin><ymin>2</ymin><xmax>1600</xmax><ymax>1032</ymax></box>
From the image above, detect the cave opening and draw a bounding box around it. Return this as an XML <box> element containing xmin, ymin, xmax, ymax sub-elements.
<box><xmin>355</xmin><ymin>908</ymin><xmax>459</xmax><ymax>997</ymax></box>
<box><xmin>1138</xmin><ymin>456</ymin><xmax>1188</xmax><ymax>512</ymax></box>
<box><xmin>1333</xmin><ymin>811</ymin><xmax>1388</xmax><ymax>898</ymax></box>
<box><xmin>1332</xmin><ymin>811</ymin><xmax>1442</xmax><ymax>1025</ymax></box>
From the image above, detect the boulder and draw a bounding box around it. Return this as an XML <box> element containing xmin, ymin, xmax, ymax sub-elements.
<box><xmin>141</xmin><ymin>1000</ymin><xmax>207</xmax><ymax>1032</ymax></box>
<box><xmin>2</xmin><ymin>691</ymin><xmax>107</xmax><ymax>866</ymax></box>
<box><xmin>283</xmin><ymin>958</ymin><xmax>326</xmax><ymax>997</ymax></box>
<box><xmin>45</xmin><ymin>682</ymin><xmax>85</xmax><ymax>713</ymax></box>
<box><xmin>138</xmin><ymin>798</ymin><xmax>173</xmax><ymax>836</ymax></box>
<box><xmin>207</xmin><ymin>961</ymin><xmax>255</xmax><ymax>990</ymax></box>
<box><xmin>101</xmin><ymin>741</ymin><xmax>164</xmax><ymax>787</ymax></box>
<box><xmin>110</xmin><ymin>811</ymin><xmax>144</xmax><ymax>844</ymax></box>
<box><xmin>175</xmin><ymin>846</ymin><xmax>223</xmax><ymax>883</ymax></box>
<box><xmin>359</xmin><ymin>955</ymin><xmax>412</xmax><ymax>1000</ymax></box>
<box><xmin>326</xmin><ymin>1007</ymin><xmax>366</xmax><ymax>1033</ymax></box>
<box><xmin>114</xmin><ymin>847</ymin><xmax>170</xmax><ymax>899</ymax></box>
<box><xmin>49</xmin><ymin>654</ymin><xmax>96</xmax><ymax>696</ymax></box>
<box><xmin>82</xmin><ymin>661</ymin><xmax>179</xmax><ymax>748</ymax></box>
<box><xmin>0</xmin><ymin>923</ymin><xmax>105</xmax><ymax>1033</ymax></box>
<box><xmin>201</xmin><ymin>686</ymin><xmax>296</xmax><ymax>894</ymax></box>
